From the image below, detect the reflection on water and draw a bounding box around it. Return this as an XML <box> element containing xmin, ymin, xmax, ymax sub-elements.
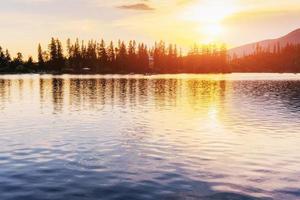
<box><xmin>1</xmin><ymin>74</ymin><xmax>300</xmax><ymax>200</ymax></box>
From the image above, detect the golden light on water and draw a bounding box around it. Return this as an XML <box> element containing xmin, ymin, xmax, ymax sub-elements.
<box><xmin>2</xmin><ymin>74</ymin><xmax>300</xmax><ymax>199</ymax></box>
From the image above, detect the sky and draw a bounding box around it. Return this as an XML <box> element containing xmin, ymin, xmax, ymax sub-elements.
<box><xmin>0</xmin><ymin>0</ymin><xmax>300</xmax><ymax>58</ymax></box>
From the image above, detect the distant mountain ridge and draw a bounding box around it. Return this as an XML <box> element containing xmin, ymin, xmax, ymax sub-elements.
<box><xmin>229</xmin><ymin>28</ymin><xmax>300</xmax><ymax>57</ymax></box>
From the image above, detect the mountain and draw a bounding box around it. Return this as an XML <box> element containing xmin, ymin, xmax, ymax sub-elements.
<box><xmin>229</xmin><ymin>28</ymin><xmax>300</xmax><ymax>57</ymax></box>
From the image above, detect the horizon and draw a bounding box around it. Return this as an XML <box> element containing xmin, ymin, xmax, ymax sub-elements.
<box><xmin>0</xmin><ymin>0</ymin><xmax>300</xmax><ymax>58</ymax></box>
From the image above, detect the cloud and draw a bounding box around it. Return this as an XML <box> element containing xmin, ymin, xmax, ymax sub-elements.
<box><xmin>117</xmin><ymin>3</ymin><xmax>154</xmax><ymax>11</ymax></box>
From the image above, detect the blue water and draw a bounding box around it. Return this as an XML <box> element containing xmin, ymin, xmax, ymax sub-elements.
<box><xmin>1</xmin><ymin>74</ymin><xmax>300</xmax><ymax>200</ymax></box>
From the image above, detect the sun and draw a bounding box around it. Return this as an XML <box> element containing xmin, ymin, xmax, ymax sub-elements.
<box><xmin>206</xmin><ymin>24</ymin><xmax>222</xmax><ymax>35</ymax></box>
<box><xmin>198</xmin><ymin>22</ymin><xmax>225</xmax><ymax>43</ymax></box>
<box><xmin>181</xmin><ymin>0</ymin><xmax>237</xmax><ymax>42</ymax></box>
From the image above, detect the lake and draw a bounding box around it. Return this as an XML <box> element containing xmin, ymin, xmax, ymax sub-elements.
<box><xmin>1</xmin><ymin>74</ymin><xmax>300</xmax><ymax>200</ymax></box>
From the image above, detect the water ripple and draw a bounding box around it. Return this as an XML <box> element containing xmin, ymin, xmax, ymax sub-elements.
<box><xmin>0</xmin><ymin>74</ymin><xmax>300</xmax><ymax>200</ymax></box>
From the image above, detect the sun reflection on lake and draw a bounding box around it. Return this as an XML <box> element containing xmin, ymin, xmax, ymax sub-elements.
<box><xmin>1</xmin><ymin>74</ymin><xmax>300</xmax><ymax>199</ymax></box>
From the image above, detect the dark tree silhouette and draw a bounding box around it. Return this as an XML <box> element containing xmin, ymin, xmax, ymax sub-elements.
<box><xmin>0</xmin><ymin>38</ymin><xmax>228</xmax><ymax>74</ymax></box>
<box><xmin>38</xmin><ymin>43</ymin><xmax>45</xmax><ymax>71</ymax></box>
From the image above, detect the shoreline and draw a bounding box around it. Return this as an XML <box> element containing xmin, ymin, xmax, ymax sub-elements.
<box><xmin>1</xmin><ymin>72</ymin><xmax>300</xmax><ymax>75</ymax></box>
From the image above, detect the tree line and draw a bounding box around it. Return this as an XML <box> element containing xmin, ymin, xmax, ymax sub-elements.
<box><xmin>0</xmin><ymin>47</ymin><xmax>34</xmax><ymax>73</ymax></box>
<box><xmin>2</xmin><ymin>37</ymin><xmax>299</xmax><ymax>74</ymax></box>
<box><xmin>0</xmin><ymin>38</ymin><xmax>229</xmax><ymax>74</ymax></box>
<box><xmin>231</xmin><ymin>43</ymin><xmax>300</xmax><ymax>72</ymax></box>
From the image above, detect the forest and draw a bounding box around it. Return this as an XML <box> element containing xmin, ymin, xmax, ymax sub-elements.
<box><xmin>0</xmin><ymin>38</ymin><xmax>300</xmax><ymax>74</ymax></box>
<box><xmin>231</xmin><ymin>43</ymin><xmax>300</xmax><ymax>72</ymax></box>
<box><xmin>0</xmin><ymin>38</ymin><xmax>228</xmax><ymax>74</ymax></box>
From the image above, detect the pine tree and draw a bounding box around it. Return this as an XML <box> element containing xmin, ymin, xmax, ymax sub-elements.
<box><xmin>56</xmin><ymin>38</ymin><xmax>65</xmax><ymax>71</ymax></box>
<box><xmin>128</xmin><ymin>40</ymin><xmax>137</xmax><ymax>72</ymax></box>
<box><xmin>107</xmin><ymin>41</ymin><xmax>115</xmax><ymax>64</ymax></box>
<box><xmin>116</xmin><ymin>41</ymin><xmax>127</xmax><ymax>72</ymax></box>
<box><xmin>49</xmin><ymin>38</ymin><xmax>57</xmax><ymax>63</ymax></box>
<box><xmin>16</xmin><ymin>52</ymin><xmax>23</xmax><ymax>64</ymax></box>
<box><xmin>0</xmin><ymin>46</ymin><xmax>6</xmax><ymax>67</ymax></box>
<box><xmin>220</xmin><ymin>44</ymin><xmax>228</xmax><ymax>72</ymax></box>
<box><xmin>38</xmin><ymin>44</ymin><xmax>44</xmax><ymax>70</ymax></box>
<box><xmin>25</xmin><ymin>56</ymin><xmax>34</xmax><ymax>71</ymax></box>
<box><xmin>73</xmin><ymin>38</ymin><xmax>81</xmax><ymax>72</ymax></box>
<box><xmin>98</xmin><ymin>39</ymin><xmax>108</xmax><ymax>70</ymax></box>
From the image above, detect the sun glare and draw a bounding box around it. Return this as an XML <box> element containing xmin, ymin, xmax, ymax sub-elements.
<box><xmin>182</xmin><ymin>0</ymin><xmax>237</xmax><ymax>42</ymax></box>
<box><xmin>201</xmin><ymin>23</ymin><xmax>223</xmax><ymax>42</ymax></box>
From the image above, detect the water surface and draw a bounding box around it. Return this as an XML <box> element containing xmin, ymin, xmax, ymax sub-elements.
<box><xmin>1</xmin><ymin>74</ymin><xmax>300</xmax><ymax>200</ymax></box>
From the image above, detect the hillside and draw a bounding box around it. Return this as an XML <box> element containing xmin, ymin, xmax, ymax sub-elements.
<box><xmin>229</xmin><ymin>28</ymin><xmax>300</xmax><ymax>57</ymax></box>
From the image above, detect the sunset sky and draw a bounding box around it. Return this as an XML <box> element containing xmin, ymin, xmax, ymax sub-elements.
<box><xmin>1</xmin><ymin>0</ymin><xmax>300</xmax><ymax>58</ymax></box>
